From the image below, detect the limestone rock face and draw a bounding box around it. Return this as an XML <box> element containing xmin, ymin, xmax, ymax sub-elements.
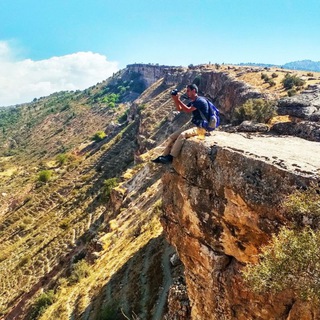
<box><xmin>274</xmin><ymin>85</ymin><xmax>320</xmax><ymax>141</ymax></box>
<box><xmin>161</xmin><ymin>132</ymin><xmax>320</xmax><ymax>320</ymax></box>
<box><xmin>278</xmin><ymin>85</ymin><xmax>320</xmax><ymax>119</ymax></box>
<box><xmin>127</xmin><ymin>63</ymin><xmax>172</xmax><ymax>88</ymax></box>
<box><xmin>272</xmin><ymin>120</ymin><xmax>320</xmax><ymax>142</ymax></box>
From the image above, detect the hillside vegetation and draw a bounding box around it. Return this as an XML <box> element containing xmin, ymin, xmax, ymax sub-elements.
<box><xmin>0</xmin><ymin>63</ymin><xmax>319</xmax><ymax>319</ymax></box>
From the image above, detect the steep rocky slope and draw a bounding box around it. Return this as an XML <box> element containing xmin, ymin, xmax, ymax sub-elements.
<box><xmin>0</xmin><ymin>63</ymin><xmax>319</xmax><ymax>320</ymax></box>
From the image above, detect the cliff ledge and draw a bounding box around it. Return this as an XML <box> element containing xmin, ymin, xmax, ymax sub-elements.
<box><xmin>161</xmin><ymin>132</ymin><xmax>320</xmax><ymax>320</ymax></box>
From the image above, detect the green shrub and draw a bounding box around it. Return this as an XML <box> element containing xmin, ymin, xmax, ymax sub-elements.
<box><xmin>244</xmin><ymin>185</ymin><xmax>320</xmax><ymax>304</ymax></box>
<box><xmin>18</xmin><ymin>255</ymin><xmax>31</xmax><ymax>268</ymax></box>
<box><xmin>138</xmin><ymin>104</ymin><xmax>146</xmax><ymax>111</ymax></box>
<box><xmin>68</xmin><ymin>260</ymin><xmax>91</xmax><ymax>285</ymax></box>
<box><xmin>117</xmin><ymin>85</ymin><xmax>127</xmax><ymax>95</ymax></box>
<box><xmin>282</xmin><ymin>73</ymin><xmax>305</xmax><ymax>90</ymax></box>
<box><xmin>92</xmin><ymin>131</ymin><xmax>106</xmax><ymax>142</ymax></box>
<box><xmin>28</xmin><ymin>290</ymin><xmax>55</xmax><ymax>319</ymax></box>
<box><xmin>101</xmin><ymin>178</ymin><xmax>118</xmax><ymax>202</ymax></box>
<box><xmin>261</xmin><ymin>73</ymin><xmax>270</xmax><ymax>82</ymax></box>
<box><xmin>271</xmin><ymin>73</ymin><xmax>278</xmax><ymax>78</ymax></box>
<box><xmin>118</xmin><ymin>111</ymin><xmax>128</xmax><ymax>124</ymax></box>
<box><xmin>283</xmin><ymin>184</ymin><xmax>320</xmax><ymax>218</ymax></box>
<box><xmin>59</xmin><ymin>219</ymin><xmax>70</xmax><ymax>230</ymax></box>
<box><xmin>287</xmin><ymin>89</ymin><xmax>297</xmax><ymax>97</ymax></box>
<box><xmin>109</xmin><ymin>101</ymin><xmax>116</xmax><ymax>108</ymax></box>
<box><xmin>56</xmin><ymin>153</ymin><xmax>68</xmax><ymax>166</ymax></box>
<box><xmin>267</xmin><ymin>79</ymin><xmax>276</xmax><ymax>87</ymax></box>
<box><xmin>97</xmin><ymin>303</ymin><xmax>120</xmax><ymax>320</ymax></box>
<box><xmin>38</xmin><ymin>170</ymin><xmax>53</xmax><ymax>183</ymax></box>
<box><xmin>243</xmin><ymin>227</ymin><xmax>320</xmax><ymax>303</ymax></box>
<box><xmin>233</xmin><ymin>98</ymin><xmax>277</xmax><ymax>124</ymax></box>
<box><xmin>102</xmin><ymin>93</ymin><xmax>119</xmax><ymax>107</ymax></box>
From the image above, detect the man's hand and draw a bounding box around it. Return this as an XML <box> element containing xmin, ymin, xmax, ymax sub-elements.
<box><xmin>171</xmin><ymin>94</ymin><xmax>180</xmax><ymax>102</ymax></box>
<box><xmin>171</xmin><ymin>94</ymin><xmax>183</xmax><ymax>111</ymax></box>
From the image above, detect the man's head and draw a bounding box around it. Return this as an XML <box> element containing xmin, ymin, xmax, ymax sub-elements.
<box><xmin>186</xmin><ymin>84</ymin><xmax>198</xmax><ymax>100</ymax></box>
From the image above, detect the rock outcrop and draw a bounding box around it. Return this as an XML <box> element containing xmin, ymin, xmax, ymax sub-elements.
<box><xmin>161</xmin><ymin>132</ymin><xmax>320</xmax><ymax>319</ymax></box>
<box><xmin>273</xmin><ymin>85</ymin><xmax>320</xmax><ymax>141</ymax></box>
<box><xmin>278</xmin><ymin>85</ymin><xmax>320</xmax><ymax>120</ymax></box>
<box><xmin>127</xmin><ymin>63</ymin><xmax>174</xmax><ymax>88</ymax></box>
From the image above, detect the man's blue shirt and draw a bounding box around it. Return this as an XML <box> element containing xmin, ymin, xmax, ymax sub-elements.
<box><xmin>188</xmin><ymin>96</ymin><xmax>209</xmax><ymax>125</ymax></box>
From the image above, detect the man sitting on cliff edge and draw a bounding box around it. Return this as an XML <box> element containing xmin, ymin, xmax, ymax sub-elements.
<box><xmin>152</xmin><ymin>83</ymin><xmax>213</xmax><ymax>164</ymax></box>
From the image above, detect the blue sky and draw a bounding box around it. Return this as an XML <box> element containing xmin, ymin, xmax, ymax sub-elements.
<box><xmin>0</xmin><ymin>0</ymin><xmax>319</xmax><ymax>106</ymax></box>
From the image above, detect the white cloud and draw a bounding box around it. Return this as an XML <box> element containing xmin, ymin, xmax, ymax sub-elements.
<box><xmin>0</xmin><ymin>41</ymin><xmax>119</xmax><ymax>107</ymax></box>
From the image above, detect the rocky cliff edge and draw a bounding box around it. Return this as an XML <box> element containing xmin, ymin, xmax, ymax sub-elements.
<box><xmin>161</xmin><ymin>132</ymin><xmax>320</xmax><ymax>320</ymax></box>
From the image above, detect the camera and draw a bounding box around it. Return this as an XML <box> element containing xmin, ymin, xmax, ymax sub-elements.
<box><xmin>171</xmin><ymin>89</ymin><xmax>179</xmax><ymax>96</ymax></box>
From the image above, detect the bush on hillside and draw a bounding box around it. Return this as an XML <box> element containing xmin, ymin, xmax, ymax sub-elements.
<box><xmin>68</xmin><ymin>260</ymin><xmax>91</xmax><ymax>285</ymax></box>
<box><xmin>101</xmin><ymin>177</ymin><xmax>118</xmax><ymax>202</ymax></box>
<box><xmin>283</xmin><ymin>184</ymin><xmax>320</xmax><ymax>218</ymax></box>
<box><xmin>92</xmin><ymin>131</ymin><xmax>106</xmax><ymax>142</ymax></box>
<box><xmin>38</xmin><ymin>170</ymin><xmax>53</xmax><ymax>183</ymax></box>
<box><xmin>97</xmin><ymin>303</ymin><xmax>121</xmax><ymax>320</ymax></box>
<box><xmin>28</xmin><ymin>290</ymin><xmax>56</xmax><ymax>319</ymax></box>
<box><xmin>243</xmin><ymin>185</ymin><xmax>320</xmax><ymax>304</ymax></box>
<box><xmin>267</xmin><ymin>79</ymin><xmax>276</xmax><ymax>87</ymax></box>
<box><xmin>56</xmin><ymin>153</ymin><xmax>69</xmax><ymax>166</ymax></box>
<box><xmin>232</xmin><ymin>98</ymin><xmax>277</xmax><ymax>124</ymax></box>
<box><xmin>281</xmin><ymin>73</ymin><xmax>305</xmax><ymax>90</ymax></box>
<box><xmin>118</xmin><ymin>110</ymin><xmax>128</xmax><ymax>124</ymax></box>
<box><xmin>287</xmin><ymin>89</ymin><xmax>297</xmax><ymax>97</ymax></box>
<box><xmin>243</xmin><ymin>227</ymin><xmax>320</xmax><ymax>303</ymax></box>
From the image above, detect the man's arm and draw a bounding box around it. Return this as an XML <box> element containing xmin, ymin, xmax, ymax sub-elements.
<box><xmin>171</xmin><ymin>95</ymin><xmax>196</xmax><ymax>113</ymax></box>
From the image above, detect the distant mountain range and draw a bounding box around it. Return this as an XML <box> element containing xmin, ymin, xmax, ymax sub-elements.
<box><xmin>239</xmin><ymin>60</ymin><xmax>320</xmax><ymax>72</ymax></box>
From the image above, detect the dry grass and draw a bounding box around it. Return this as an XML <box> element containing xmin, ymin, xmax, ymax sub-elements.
<box><xmin>229</xmin><ymin>66</ymin><xmax>320</xmax><ymax>97</ymax></box>
<box><xmin>40</xmin><ymin>180</ymin><xmax>163</xmax><ymax>320</ymax></box>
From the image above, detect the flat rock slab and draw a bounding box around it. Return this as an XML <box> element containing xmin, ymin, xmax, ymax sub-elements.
<box><xmin>203</xmin><ymin>132</ymin><xmax>320</xmax><ymax>177</ymax></box>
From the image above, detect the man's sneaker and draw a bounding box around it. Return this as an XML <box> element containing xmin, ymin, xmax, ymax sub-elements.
<box><xmin>152</xmin><ymin>155</ymin><xmax>173</xmax><ymax>164</ymax></box>
<box><xmin>159</xmin><ymin>155</ymin><xmax>173</xmax><ymax>164</ymax></box>
<box><xmin>151</xmin><ymin>156</ymin><xmax>162</xmax><ymax>163</ymax></box>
